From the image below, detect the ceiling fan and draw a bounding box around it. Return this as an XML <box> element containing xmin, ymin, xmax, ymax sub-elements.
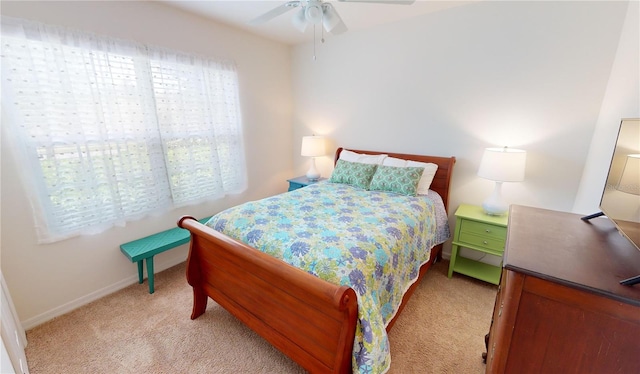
<box><xmin>250</xmin><ymin>0</ymin><xmax>416</xmax><ymax>35</ymax></box>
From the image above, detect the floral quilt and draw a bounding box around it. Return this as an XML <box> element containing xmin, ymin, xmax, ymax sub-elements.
<box><xmin>205</xmin><ymin>181</ymin><xmax>445</xmax><ymax>374</ymax></box>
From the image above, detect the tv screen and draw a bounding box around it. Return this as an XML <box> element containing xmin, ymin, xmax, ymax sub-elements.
<box><xmin>599</xmin><ymin>118</ymin><xmax>640</xmax><ymax>252</ymax></box>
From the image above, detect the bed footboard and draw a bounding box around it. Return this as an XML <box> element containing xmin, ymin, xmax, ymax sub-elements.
<box><xmin>178</xmin><ymin>216</ymin><xmax>358</xmax><ymax>374</ymax></box>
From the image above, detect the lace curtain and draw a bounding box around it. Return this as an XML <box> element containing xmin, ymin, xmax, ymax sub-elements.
<box><xmin>1</xmin><ymin>16</ymin><xmax>247</xmax><ymax>243</ymax></box>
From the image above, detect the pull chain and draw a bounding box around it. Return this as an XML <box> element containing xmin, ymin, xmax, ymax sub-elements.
<box><xmin>313</xmin><ymin>24</ymin><xmax>317</xmax><ymax>61</ymax></box>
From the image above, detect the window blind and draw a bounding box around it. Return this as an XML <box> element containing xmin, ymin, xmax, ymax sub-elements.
<box><xmin>1</xmin><ymin>16</ymin><xmax>246</xmax><ymax>243</ymax></box>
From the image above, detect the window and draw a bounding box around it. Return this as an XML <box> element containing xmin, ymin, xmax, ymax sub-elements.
<box><xmin>1</xmin><ymin>17</ymin><xmax>246</xmax><ymax>243</ymax></box>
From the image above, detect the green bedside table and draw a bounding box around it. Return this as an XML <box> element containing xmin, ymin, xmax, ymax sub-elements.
<box><xmin>448</xmin><ymin>204</ymin><xmax>508</xmax><ymax>285</ymax></box>
<box><xmin>287</xmin><ymin>176</ymin><xmax>327</xmax><ymax>192</ymax></box>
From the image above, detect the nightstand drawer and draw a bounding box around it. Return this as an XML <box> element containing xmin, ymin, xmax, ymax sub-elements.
<box><xmin>288</xmin><ymin>182</ymin><xmax>305</xmax><ymax>191</ymax></box>
<box><xmin>461</xmin><ymin>220</ymin><xmax>507</xmax><ymax>240</ymax></box>
<box><xmin>458</xmin><ymin>231</ymin><xmax>505</xmax><ymax>253</ymax></box>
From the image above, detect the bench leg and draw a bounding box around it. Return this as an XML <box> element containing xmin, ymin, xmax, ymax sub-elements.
<box><xmin>136</xmin><ymin>260</ymin><xmax>144</xmax><ymax>284</ymax></box>
<box><xmin>146</xmin><ymin>256</ymin><xmax>155</xmax><ymax>294</ymax></box>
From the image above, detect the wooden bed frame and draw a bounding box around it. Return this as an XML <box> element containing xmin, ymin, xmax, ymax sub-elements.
<box><xmin>178</xmin><ymin>148</ymin><xmax>456</xmax><ymax>373</ymax></box>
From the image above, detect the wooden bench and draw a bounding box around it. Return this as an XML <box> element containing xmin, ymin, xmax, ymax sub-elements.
<box><xmin>120</xmin><ymin>216</ymin><xmax>212</xmax><ymax>294</ymax></box>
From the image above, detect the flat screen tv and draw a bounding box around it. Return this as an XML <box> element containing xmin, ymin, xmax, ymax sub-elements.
<box><xmin>585</xmin><ymin>118</ymin><xmax>640</xmax><ymax>286</ymax></box>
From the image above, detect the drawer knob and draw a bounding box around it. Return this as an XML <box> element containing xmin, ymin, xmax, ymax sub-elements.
<box><xmin>485</xmin><ymin>229</ymin><xmax>491</xmax><ymax>233</ymax></box>
<box><xmin>483</xmin><ymin>240</ymin><xmax>489</xmax><ymax>245</ymax></box>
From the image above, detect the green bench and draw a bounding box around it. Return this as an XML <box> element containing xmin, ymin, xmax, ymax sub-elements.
<box><xmin>120</xmin><ymin>216</ymin><xmax>212</xmax><ymax>294</ymax></box>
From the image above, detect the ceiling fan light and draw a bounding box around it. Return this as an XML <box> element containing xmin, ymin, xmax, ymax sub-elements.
<box><xmin>322</xmin><ymin>4</ymin><xmax>340</xmax><ymax>32</ymax></box>
<box><xmin>305</xmin><ymin>4</ymin><xmax>323</xmax><ymax>24</ymax></box>
<box><xmin>292</xmin><ymin>8</ymin><xmax>307</xmax><ymax>32</ymax></box>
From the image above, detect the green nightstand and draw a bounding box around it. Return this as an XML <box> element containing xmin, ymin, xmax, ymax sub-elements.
<box><xmin>448</xmin><ymin>204</ymin><xmax>508</xmax><ymax>285</ymax></box>
<box><xmin>287</xmin><ymin>176</ymin><xmax>327</xmax><ymax>192</ymax></box>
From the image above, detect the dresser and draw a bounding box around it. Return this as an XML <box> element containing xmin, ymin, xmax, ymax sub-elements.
<box><xmin>485</xmin><ymin>205</ymin><xmax>640</xmax><ymax>373</ymax></box>
<box><xmin>448</xmin><ymin>204</ymin><xmax>508</xmax><ymax>285</ymax></box>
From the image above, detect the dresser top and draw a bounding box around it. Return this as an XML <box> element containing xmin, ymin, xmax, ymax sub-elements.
<box><xmin>504</xmin><ymin>205</ymin><xmax>640</xmax><ymax>305</ymax></box>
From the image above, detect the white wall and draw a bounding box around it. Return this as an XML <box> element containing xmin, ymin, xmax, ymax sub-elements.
<box><xmin>573</xmin><ymin>0</ymin><xmax>640</xmax><ymax>214</ymax></box>
<box><xmin>290</xmin><ymin>1</ymin><xmax>634</xmax><ymax>257</ymax></box>
<box><xmin>0</xmin><ymin>1</ymin><xmax>293</xmax><ymax>328</ymax></box>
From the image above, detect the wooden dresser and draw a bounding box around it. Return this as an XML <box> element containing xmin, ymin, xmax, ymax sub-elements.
<box><xmin>485</xmin><ymin>205</ymin><xmax>640</xmax><ymax>374</ymax></box>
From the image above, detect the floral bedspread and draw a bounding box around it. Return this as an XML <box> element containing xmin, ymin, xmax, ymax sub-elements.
<box><xmin>205</xmin><ymin>182</ymin><xmax>446</xmax><ymax>374</ymax></box>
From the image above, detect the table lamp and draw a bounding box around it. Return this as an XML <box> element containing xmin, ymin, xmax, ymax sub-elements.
<box><xmin>301</xmin><ymin>135</ymin><xmax>326</xmax><ymax>181</ymax></box>
<box><xmin>477</xmin><ymin>146</ymin><xmax>527</xmax><ymax>215</ymax></box>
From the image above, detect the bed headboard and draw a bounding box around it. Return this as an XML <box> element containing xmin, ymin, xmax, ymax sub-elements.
<box><xmin>334</xmin><ymin>148</ymin><xmax>456</xmax><ymax>212</ymax></box>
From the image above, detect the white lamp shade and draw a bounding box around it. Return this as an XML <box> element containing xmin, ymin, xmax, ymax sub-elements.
<box><xmin>322</xmin><ymin>4</ymin><xmax>340</xmax><ymax>32</ymax></box>
<box><xmin>301</xmin><ymin>136</ymin><xmax>326</xmax><ymax>157</ymax></box>
<box><xmin>617</xmin><ymin>154</ymin><xmax>640</xmax><ymax>195</ymax></box>
<box><xmin>477</xmin><ymin>147</ymin><xmax>527</xmax><ymax>182</ymax></box>
<box><xmin>292</xmin><ymin>8</ymin><xmax>307</xmax><ymax>32</ymax></box>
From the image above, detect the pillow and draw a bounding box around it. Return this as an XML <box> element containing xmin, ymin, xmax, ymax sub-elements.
<box><xmin>381</xmin><ymin>156</ymin><xmax>408</xmax><ymax>167</ymax></box>
<box><xmin>382</xmin><ymin>157</ymin><xmax>438</xmax><ymax>195</ymax></box>
<box><xmin>329</xmin><ymin>159</ymin><xmax>378</xmax><ymax>190</ymax></box>
<box><xmin>339</xmin><ymin>150</ymin><xmax>387</xmax><ymax>165</ymax></box>
<box><xmin>369</xmin><ymin>165</ymin><xmax>424</xmax><ymax>196</ymax></box>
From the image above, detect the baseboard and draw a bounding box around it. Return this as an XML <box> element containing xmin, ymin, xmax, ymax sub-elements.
<box><xmin>442</xmin><ymin>250</ymin><xmax>451</xmax><ymax>260</ymax></box>
<box><xmin>21</xmin><ymin>254</ymin><xmax>187</xmax><ymax>331</ymax></box>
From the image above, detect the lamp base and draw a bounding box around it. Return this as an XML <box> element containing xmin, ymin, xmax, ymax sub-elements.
<box><xmin>482</xmin><ymin>181</ymin><xmax>509</xmax><ymax>216</ymax></box>
<box><xmin>482</xmin><ymin>203</ymin><xmax>508</xmax><ymax>216</ymax></box>
<box><xmin>306</xmin><ymin>158</ymin><xmax>320</xmax><ymax>181</ymax></box>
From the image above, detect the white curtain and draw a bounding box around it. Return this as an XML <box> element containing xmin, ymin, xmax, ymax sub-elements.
<box><xmin>1</xmin><ymin>16</ymin><xmax>247</xmax><ymax>243</ymax></box>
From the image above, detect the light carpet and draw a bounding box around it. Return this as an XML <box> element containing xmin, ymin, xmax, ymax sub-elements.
<box><xmin>25</xmin><ymin>259</ymin><xmax>497</xmax><ymax>373</ymax></box>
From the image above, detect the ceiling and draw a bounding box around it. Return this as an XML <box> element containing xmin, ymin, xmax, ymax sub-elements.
<box><xmin>161</xmin><ymin>0</ymin><xmax>477</xmax><ymax>45</ymax></box>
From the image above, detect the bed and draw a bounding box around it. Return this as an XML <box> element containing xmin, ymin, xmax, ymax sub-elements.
<box><xmin>178</xmin><ymin>148</ymin><xmax>456</xmax><ymax>373</ymax></box>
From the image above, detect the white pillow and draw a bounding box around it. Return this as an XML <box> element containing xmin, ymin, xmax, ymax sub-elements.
<box><xmin>381</xmin><ymin>156</ymin><xmax>407</xmax><ymax>167</ymax></box>
<box><xmin>339</xmin><ymin>150</ymin><xmax>387</xmax><ymax>165</ymax></box>
<box><xmin>382</xmin><ymin>157</ymin><xmax>438</xmax><ymax>195</ymax></box>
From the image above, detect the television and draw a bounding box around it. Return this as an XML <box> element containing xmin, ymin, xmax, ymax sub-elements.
<box><xmin>584</xmin><ymin>118</ymin><xmax>640</xmax><ymax>286</ymax></box>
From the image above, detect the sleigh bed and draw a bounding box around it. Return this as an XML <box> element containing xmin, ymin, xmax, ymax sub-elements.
<box><xmin>178</xmin><ymin>148</ymin><xmax>455</xmax><ymax>373</ymax></box>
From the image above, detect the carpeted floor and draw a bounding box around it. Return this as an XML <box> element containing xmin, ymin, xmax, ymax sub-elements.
<box><xmin>24</xmin><ymin>259</ymin><xmax>497</xmax><ymax>373</ymax></box>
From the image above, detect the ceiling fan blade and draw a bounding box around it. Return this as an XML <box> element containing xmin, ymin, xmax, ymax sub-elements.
<box><xmin>338</xmin><ymin>0</ymin><xmax>415</xmax><ymax>4</ymax></box>
<box><xmin>322</xmin><ymin>4</ymin><xmax>348</xmax><ymax>34</ymax></box>
<box><xmin>249</xmin><ymin>1</ymin><xmax>301</xmax><ymax>25</ymax></box>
